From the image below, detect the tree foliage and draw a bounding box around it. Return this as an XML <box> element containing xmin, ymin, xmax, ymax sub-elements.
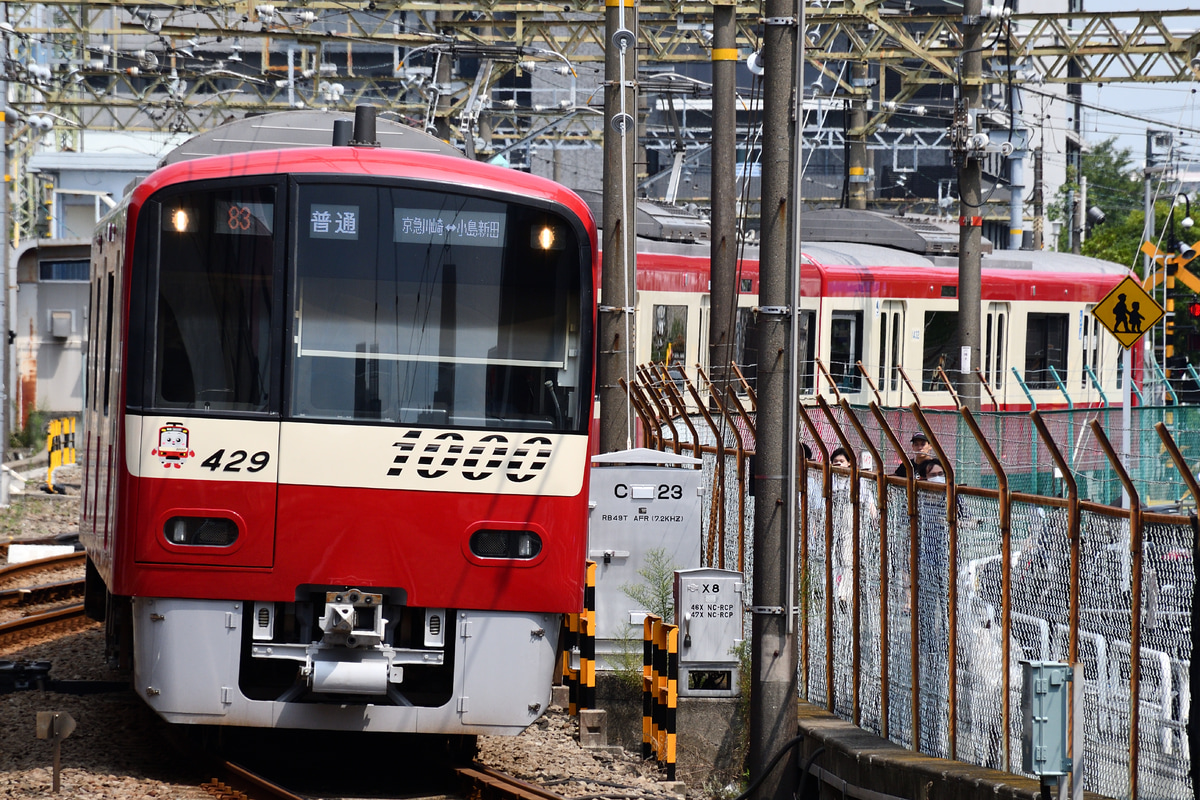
<box><xmin>1049</xmin><ymin>137</ymin><xmax>1142</xmax><ymax>256</ymax></box>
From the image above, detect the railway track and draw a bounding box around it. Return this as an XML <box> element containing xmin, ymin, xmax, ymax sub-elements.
<box><xmin>195</xmin><ymin>758</ymin><xmax>572</xmax><ymax>800</ymax></box>
<box><xmin>0</xmin><ymin>551</ymin><xmax>84</xmax><ymax>584</ymax></box>
<box><xmin>0</xmin><ymin>603</ymin><xmax>88</xmax><ymax>648</ymax></box>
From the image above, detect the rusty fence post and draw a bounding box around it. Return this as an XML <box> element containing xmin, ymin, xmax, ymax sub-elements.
<box><xmin>818</xmin><ymin>396</ymin><xmax>861</xmax><ymax>725</ymax></box>
<box><xmin>1155</xmin><ymin>422</ymin><xmax>1200</xmax><ymax>509</ymax></box>
<box><xmin>678</xmin><ymin>368</ymin><xmax>727</xmax><ymax>569</ymax></box>
<box><xmin>1029</xmin><ymin>411</ymin><xmax>1080</xmax><ymax>792</ymax></box>
<box><xmin>841</xmin><ymin>399</ymin><xmax>890</xmax><ymax>738</ymax></box>
<box><xmin>913</xmin><ymin>403</ymin><xmax>957</xmax><ymax>759</ymax></box>
<box><xmin>871</xmin><ymin>403</ymin><xmax>918</xmax><ymax>749</ymax></box>
<box><xmin>621</xmin><ymin>378</ymin><xmax>657</xmax><ymax>449</ymax></box>
<box><xmin>797</xmin><ymin>402</ymin><xmax>832</xmax><ymax>710</ymax></box>
<box><xmin>1088</xmin><ymin>419</ymin><xmax>1143</xmax><ymax>800</ymax></box>
<box><xmin>959</xmin><ymin>406</ymin><xmax>1011</xmax><ymax>769</ymax></box>
<box><xmin>637</xmin><ymin>365</ymin><xmax>681</xmax><ymax>454</ymax></box>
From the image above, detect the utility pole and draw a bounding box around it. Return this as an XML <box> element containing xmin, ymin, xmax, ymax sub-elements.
<box><xmin>707</xmin><ymin>1</ymin><xmax>736</xmax><ymax>400</ymax></box>
<box><xmin>598</xmin><ymin>0</ymin><xmax>638</xmax><ymax>453</ymax></box>
<box><xmin>1033</xmin><ymin>148</ymin><xmax>1043</xmax><ymax>250</ymax></box>
<box><xmin>954</xmin><ymin>0</ymin><xmax>982</xmax><ymax>414</ymax></box>
<box><xmin>847</xmin><ymin>61</ymin><xmax>869</xmax><ymax>210</ymax></box>
<box><xmin>749</xmin><ymin>0</ymin><xmax>798</xmax><ymax>796</ymax></box>
<box><xmin>0</xmin><ymin>93</ymin><xmax>8</xmax><ymax>506</ymax></box>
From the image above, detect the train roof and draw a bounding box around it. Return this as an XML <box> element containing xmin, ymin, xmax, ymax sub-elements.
<box><xmin>159</xmin><ymin>109</ymin><xmax>462</xmax><ymax>166</ymax></box>
<box><xmin>800</xmin><ymin>208</ymin><xmax>985</xmax><ymax>257</ymax></box>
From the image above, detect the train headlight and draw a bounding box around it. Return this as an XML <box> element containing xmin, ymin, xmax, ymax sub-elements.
<box><xmin>469</xmin><ymin>529</ymin><xmax>542</xmax><ymax>560</ymax></box>
<box><xmin>531</xmin><ymin>225</ymin><xmax>563</xmax><ymax>251</ymax></box>
<box><xmin>164</xmin><ymin>516</ymin><xmax>239</xmax><ymax>547</ymax></box>
<box><xmin>170</xmin><ymin>209</ymin><xmax>192</xmax><ymax>232</ymax></box>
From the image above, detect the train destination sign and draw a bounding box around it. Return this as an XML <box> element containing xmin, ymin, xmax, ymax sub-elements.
<box><xmin>1090</xmin><ymin>275</ymin><xmax>1164</xmax><ymax>349</ymax></box>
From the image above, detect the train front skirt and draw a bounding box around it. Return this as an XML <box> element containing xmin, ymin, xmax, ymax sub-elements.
<box><xmin>132</xmin><ymin>596</ymin><xmax>561</xmax><ymax>733</ymax></box>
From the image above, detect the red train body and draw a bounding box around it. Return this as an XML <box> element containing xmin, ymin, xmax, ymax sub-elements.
<box><xmin>81</xmin><ymin>117</ymin><xmax>596</xmax><ymax>737</ymax></box>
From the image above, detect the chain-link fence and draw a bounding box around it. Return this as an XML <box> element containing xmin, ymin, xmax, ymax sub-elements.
<box><xmin>627</xmin><ymin>364</ymin><xmax>1196</xmax><ymax>800</ymax></box>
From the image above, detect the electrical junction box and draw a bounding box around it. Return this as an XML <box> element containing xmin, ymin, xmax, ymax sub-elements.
<box><xmin>674</xmin><ymin>568</ymin><xmax>743</xmax><ymax>697</ymax></box>
<box><xmin>1020</xmin><ymin>660</ymin><xmax>1074</xmax><ymax>776</ymax></box>
<box><xmin>588</xmin><ymin>448</ymin><xmax>702</xmax><ymax>671</ymax></box>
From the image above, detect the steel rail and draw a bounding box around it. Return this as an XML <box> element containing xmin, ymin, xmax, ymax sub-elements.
<box><xmin>200</xmin><ymin>762</ymin><xmax>309</xmax><ymax>800</ymax></box>
<box><xmin>0</xmin><ymin>552</ymin><xmax>84</xmax><ymax>583</ymax></box>
<box><xmin>0</xmin><ymin>578</ymin><xmax>85</xmax><ymax>608</ymax></box>
<box><xmin>0</xmin><ymin>603</ymin><xmax>88</xmax><ymax>648</ymax></box>
<box><xmin>456</xmin><ymin>764</ymin><xmax>571</xmax><ymax>800</ymax></box>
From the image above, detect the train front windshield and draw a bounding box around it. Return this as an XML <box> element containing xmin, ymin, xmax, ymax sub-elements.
<box><xmin>145</xmin><ymin>179</ymin><xmax>589</xmax><ymax>434</ymax></box>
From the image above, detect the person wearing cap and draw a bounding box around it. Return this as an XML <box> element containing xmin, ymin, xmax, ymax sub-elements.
<box><xmin>893</xmin><ymin>432</ymin><xmax>933</xmax><ymax>476</ymax></box>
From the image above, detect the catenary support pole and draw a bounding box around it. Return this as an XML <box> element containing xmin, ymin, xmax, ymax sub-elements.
<box><xmin>955</xmin><ymin>0</ymin><xmax>982</xmax><ymax>413</ymax></box>
<box><xmin>599</xmin><ymin>0</ymin><xmax>638</xmax><ymax>453</ymax></box>
<box><xmin>708</xmin><ymin>1</ymin><xmax>737</xmax><ymax>401</ymax></box>
<box><xmin>749</xmin><ymin>0</ymin><xmax>799</xmax><ymax>795</ymax></box>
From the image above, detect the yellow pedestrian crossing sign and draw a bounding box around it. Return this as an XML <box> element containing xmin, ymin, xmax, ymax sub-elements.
<box><xmin>1091</xmin><ymin>276</ymin><xmax>1164</xmax><ymax>349</ymax></box>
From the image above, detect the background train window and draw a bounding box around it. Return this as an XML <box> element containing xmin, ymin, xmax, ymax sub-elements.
<box><xmin>651</xmin><ymin>305</ymin><xmax>688</xmax><ymax>371</ymax></box>
<box><xmin>290</xmin><ymin>182</ymin><xmax>585</xmax><ymax>433</ymax></box>
<box><xmin>1025</xmin><ymin>313</ymin><xmax>1069</xmax><ymax>390</ymax></box>
<box><xmin>1081</xmin><ymin>305</ymin><xmax>1102</xmax><ymax>390</ymax></box>
<box><xmin>829</xmin><ymin>311</ymin><xmax>862</xmax><ymax>391</ymax></box>
<box><xmin>149</xmin><ymin>185</ymin><xmax>277</xmax><ymax>413</ymax></box>
<box><xmin>922</xmin><ymin>310</ymin><xmax>959</xmax><ymax>391</ymax></box>
<box><xmin>735</xmin><ymin>308</ymin><xmax>814</xmax><ymax>394</ymax></box>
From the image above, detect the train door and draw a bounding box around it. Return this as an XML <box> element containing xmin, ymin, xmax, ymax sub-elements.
<box><xmin>875</xmin><ymin>301</ymin><xmax>905</xmax><ymax>405</ymax></box>
<box><xmin>829</xmin><ymin>310</ymin><xmax>862</xmax><ymax>392</ymax></box>
<box><xmin>1080</xmin><ymin>304</ymin><xmax>1103</xmax><ymax>393</ymax></box>
<box><xmin>984</xmin><ymin>303</ymin><xmax>1009</xmax><ymax>404</ymax></box>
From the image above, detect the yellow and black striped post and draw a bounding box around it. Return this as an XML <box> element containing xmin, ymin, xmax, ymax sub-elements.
<box><xmin>642</xmin><ymin>613</ymin><xmax>660</xmax><ymax>759</ymax></box>
<box><xmin>580</xmin><ymin>562</ymin><xmax>597</xmax><ymax>711</ymax></box>
<box><xmin>663</xmin><ymin>625</ymin><xmax>678</xmax><ymax>781</ymax></box>
<box><xmin>45</xmin><ymin>417</ymin><xmax>77</xmax><ymax>494</ymax></box>
<box><xmin>641</xmin><ymin>615</ymin><xmax>677</xmax><ymax>779</ymax></box>
<box><xmin>562</xmin><ymin>611</ymin><xmax>579</xmax><ymax>715</ymax></box>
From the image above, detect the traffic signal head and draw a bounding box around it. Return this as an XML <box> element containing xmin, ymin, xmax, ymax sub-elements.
<box><xmin>1189</xmin><ymin>301</ymin><xmax>1200</xmax><ymax>318</ymax></box>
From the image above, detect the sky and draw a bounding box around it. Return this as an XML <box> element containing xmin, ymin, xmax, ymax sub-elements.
<box><xmin>1077</xmin><ymin>1</ymin><xmax>1200</xmax><ymax>176</ymax></box>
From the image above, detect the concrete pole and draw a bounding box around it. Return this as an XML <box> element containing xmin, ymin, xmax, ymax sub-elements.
<box><xmin>1075</xmin><ymin>176</ymin><xmax>1087</xmax><ymax>251</ymax></box>
<box><xmin>1033</xmin><ymin>148</ymin><xmax>1044</xmax><ymax>250</ymax></box>
<box><xmin>956</xmin><ymin>0</ymin><xmax>982</xmax><ymax>413</ymax></box>
<box><xmin>1008</xmin><ymin>81</ymin><xmax>1025</xmax><ymax>250</ymax></box>
<box><xmin>847</xmin><ymin>61</ymin><xmax>868</xmax><ymax>210</ymax></box>
<box><xmin>749</xmin><ymin>0</ymin><xmax>799</xmax><ymax>796</ymax></box>
<box><xmin>707</xmin><ymin>3</ymin><xmax>737</xmax><ymax>399</ymax></box>
<box><xmin>1009</xmin><ymin>152</ymin><xmax>1024</xmax><ymax>250</ymax></box>
<box><xmin>598</xmin><ymin>0</ymin><xmax>638</xmax><ymax>453</ymax></box>
<box><xmin>0</xmin><ymin>90</ymin><xmax>8</xmax><ymax>506</ymax></box>
<box><xmin>432</xmin><ymin>13</ymin><xmax>454</xmax><ymax>141</ymax></box>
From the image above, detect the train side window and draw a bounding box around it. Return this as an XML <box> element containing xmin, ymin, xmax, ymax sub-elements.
<box><xmin>984</xmin><ymin>303</ymin><xmax>1008</xmax><ymax>393</ymax></box>
<box><xmin>651</xmin><ymin>305</ymin><xmax>688</xmax><ymax>373</ymax></box>
<box><xmin>150</xmin><ymin>185</ymin><xmax>277</xmax><ymax>413</ymax></box>
<box><xmin>1025</xmin><ymin>313</ymin><xmax>1069</xmax><ymax>390</ymax></box>
<box><xmin>1081</xmin><ymin>305</ymin><xmax>1101</xmax><ymax>390</ymax></box>
<box><xmin>89</xmin><ymin>275</ymin><xmax>101</xmax><ymax>411</ymax></box>
<box><xmin>829</xmin><ymin>311</ymin><xmax>862</xmax><ymax>391</ymax></box>
<box><xmin>103</xmin><ymin>273</ymin><xmax>114</xmax><ymax>416</ymax></box>
<box><xmin>922</xmin><ymin>310</ymin><xmax>958</xmax><ymax>391</ymax></box>
<box><xmin>876</xmin><ymin>302</ymin><xmax>904</xmax><ymax>397</ymax></box>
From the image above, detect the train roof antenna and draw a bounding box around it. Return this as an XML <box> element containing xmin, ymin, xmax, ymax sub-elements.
<box><xmin>332</xmin><ymin>119</ymin><xmax>352</xmax><ymax>146</ymax></box>
<box><xmin>350</xmin><ymin>105</ymin><xmax>380</xmax><ymax>147</ymax></box>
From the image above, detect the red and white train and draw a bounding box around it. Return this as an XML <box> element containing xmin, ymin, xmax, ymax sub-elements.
<box><xmin>81</xmin><ymin>108</ymin><xmax>596</xmax><ymax>744</ymax></box>
<box><xmin>629</xmin><ymin>204</ymin><xmax>1134</xmax><ymax>410</ymax></box>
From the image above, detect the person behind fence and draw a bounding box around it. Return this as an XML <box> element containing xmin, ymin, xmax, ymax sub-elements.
<box><xmin>894</xmin><ymin>432</ymin><xmax>933</xmax><ymax>477</ymax></box>
<box><xmin>914</xmin><ymin>452</ymin><xmax>950</xmax><ymax>755</ymax></box>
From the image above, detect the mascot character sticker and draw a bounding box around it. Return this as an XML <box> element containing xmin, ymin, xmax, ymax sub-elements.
<box><xmin>152</xmin><ymin>423</ymin><xmax>195</xmax><ymax>468</ymax></box>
